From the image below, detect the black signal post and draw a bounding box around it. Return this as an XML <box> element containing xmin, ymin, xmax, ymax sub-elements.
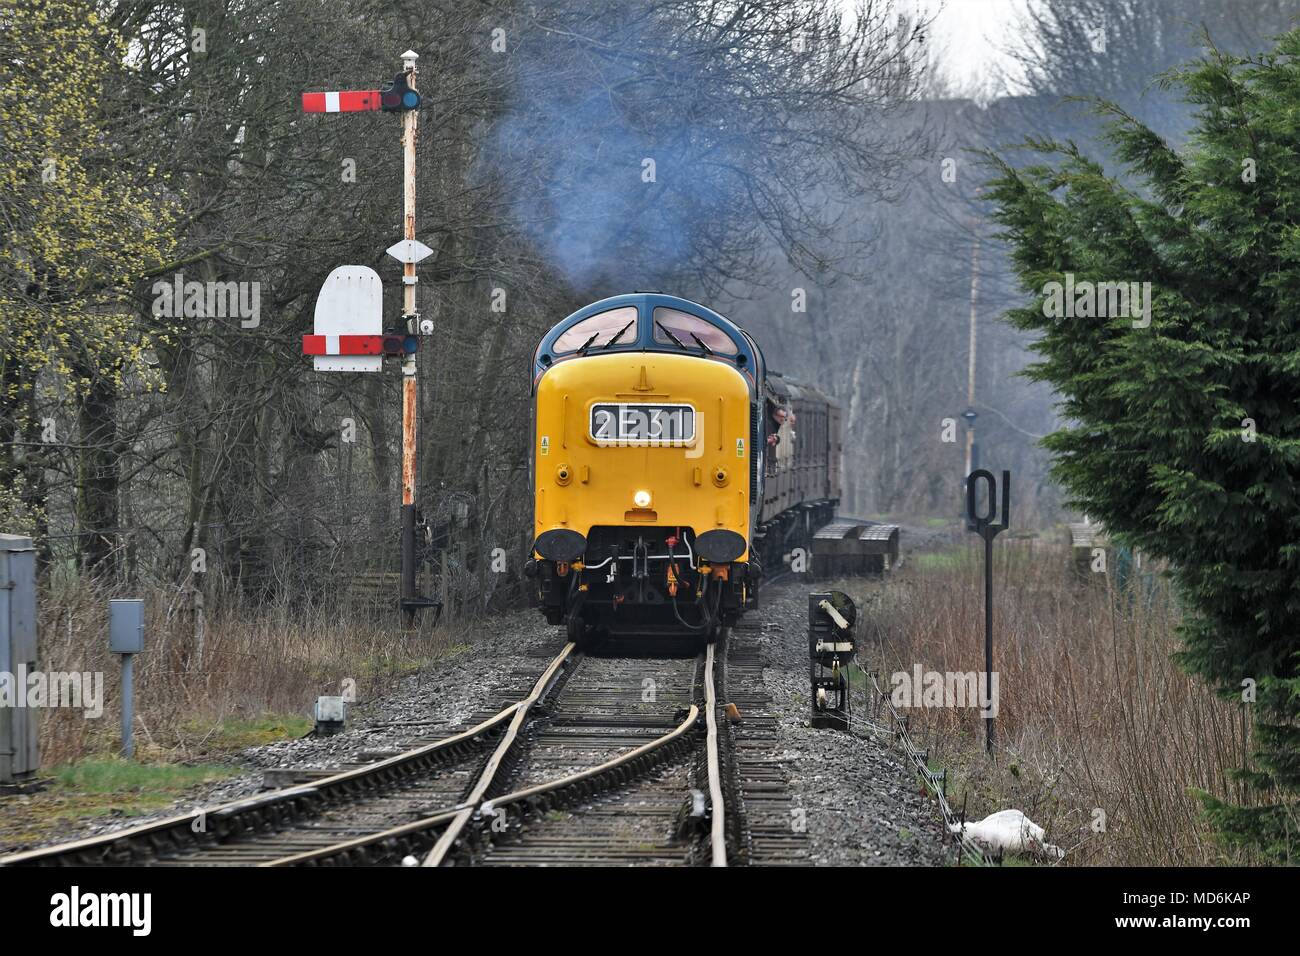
<box><xmin>965</xmin><ymin>469</ymin><xmax>1009</xmax><ymax>755</ymax></box>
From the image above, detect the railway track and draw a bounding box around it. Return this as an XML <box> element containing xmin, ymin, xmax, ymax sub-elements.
<box><xmin>1</xmin><ymin>637</ymin><xmax>741</xmax><ymax>868</ymax></box>
<box><xmin>725</xmin><ymin>624</ymin><xmax>809</xmax><ymax>865</ymax></box>
<box><xmin>461</xmin><ymin>645</ymin><xmax>722</xmax><ymax>866</ymax></box>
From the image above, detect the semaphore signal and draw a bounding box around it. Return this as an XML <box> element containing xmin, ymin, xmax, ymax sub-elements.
<box><xmin>301</xmin><ymin>89</ymin><xmax>381</xmax><ymax>113</ymax></box>
<box><xmin>298</xmin><ymin>50</ymin><xmax>437</xmax><ymax>625</ymax></box>
<box><xmin>300</xmin><ymin>70</ymin><xmax>422</xmax><ymax>114</ymax></box>
<box><xmin>301</xmin><ymin>333</ymin><xmax>417</xmax><ymax>357</ymax></box>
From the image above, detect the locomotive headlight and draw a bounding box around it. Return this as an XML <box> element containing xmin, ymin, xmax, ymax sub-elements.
<box><xmin>633</xmin><ymin>490</ymin><xmax>652</xmax><ymax>509</ymax></box>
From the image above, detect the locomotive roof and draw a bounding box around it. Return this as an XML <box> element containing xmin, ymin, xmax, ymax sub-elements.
<box><xmin>533</xmin><ymin>293</ymin><xmax>763</xmax><ymax>388</ymax></box>
<box><xmin>765</xmin><ymin>370</ymin><xmax>838</xmax><ymax>408</ymax></box>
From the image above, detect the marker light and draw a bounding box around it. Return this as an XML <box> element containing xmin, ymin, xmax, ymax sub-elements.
<box><xmin>633</xmin><ymin>490</ymin><xmax>652</xmax><ymax>508</ymax></box>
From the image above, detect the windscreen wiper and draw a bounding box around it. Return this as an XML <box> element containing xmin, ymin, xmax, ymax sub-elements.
<box><xmin>689</xmin><ymin>332</ymin><xmax>713</xmax><ymax>354</ymax></box>
<box><xmin>576</xmin><ymin>331</ymin><xmax>601</xmax><ymax>353</ymax></box>
<box><xmin>597</xmin><ymin>319</ymin><xmax>635</xmax><ymax>350</ymax></box>
<box><xmin>655</xmin><ymin>320</ymin><xmax>689</xmax><ymax>350</ymax></box>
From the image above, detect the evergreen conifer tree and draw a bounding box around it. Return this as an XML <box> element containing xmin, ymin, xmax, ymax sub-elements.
<box><xmin>985</xmin><ymin>31</ymin><xmax>1300</xmax><ymax>860</ymax></box>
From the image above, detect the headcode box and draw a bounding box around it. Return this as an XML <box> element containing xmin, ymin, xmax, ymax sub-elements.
<box><xmin>109</xmin><ymin>599</ymin><xmax>145</xmax><ymax>654</ymax></box>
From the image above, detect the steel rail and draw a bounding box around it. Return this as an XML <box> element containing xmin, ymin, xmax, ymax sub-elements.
<box><xmin>0</xmin><ymin>647</ymin><xmax>572</xmax><ymax>868</ymax></box>
<box><xmin>704</xmin><ymin>641</ymin><xmax>727</xmax><ymax>867</ymax></box>
<box><xmin>7</xmin><ymin>640</ymin><xmax>724</xmax><ymax>869</ymax></box>
<box><xmin>258</xmin><ymin>809</ymin><xmax>462</xmax><ymax>867</ymax></box>
<box><xmin>490</xmin><ymin>703</ymin><xmax>699</xmax><ymax>809</ymax></box>
<box><xmin>422</xmin><ymin>642</ymin><xmax>576</xmax><ymax>866</ymax></box>
<box><xmin>264</xmin><ymin>701</ymin><xmax>701</xmax><ymax>867</ymax></box>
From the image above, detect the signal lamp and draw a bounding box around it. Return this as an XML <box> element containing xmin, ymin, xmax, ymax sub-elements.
<box><xmin>380</xmin><ymin>72</ymin><xmax>421</xmax><ymax>112</ymax></box>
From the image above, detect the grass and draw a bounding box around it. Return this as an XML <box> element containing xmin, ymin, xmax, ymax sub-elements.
<box><xmin>833</xmin><ymin>538</ymin><xmax>1261</xmax><ymax>866</ymax></box>
<box><xmin>912</xmin><ymin>538</ymin><xmax>1051</xmax><ymax>575</ymax></box>
<box><xmin>50</xmin><ymin>756</ymin><xmax>237</xmax><ymax>798</ymax></box>
<box><xmin>0</xmin><ymin>575</ymin><xmax>485</xmax><ymax>853</ymax></box>
<box><xmin>31</xmin><ymin>578</ymin><xmax>469</xmax><ymax>766</ymax></box>
<box><xmin>1</xmin><ymin>709</ymin><xmax>309</xmax><ymax>853</ymax></box>
<box><xmin>181</xmin><ymin>714</ymin><xmax>313</xmax><ymax>753</ymax></box>
<box><xmin>0</xmin><ymin>756</ymin><xmax>242</xmax><ymax>850</ymax></box>
<box><xmin>872</xmin><ymin>514</ymin><xmax>954</xmax><ymax>528</ymax></box>
<box><xmin>913</xmin><ymin>548</ymin><xmax>974</xmax><ymax>572</ymax></box>
<box><xmin>0</xmin><ymin>577</ymin><xmax>479</xmax><ymax>851</ymax></box>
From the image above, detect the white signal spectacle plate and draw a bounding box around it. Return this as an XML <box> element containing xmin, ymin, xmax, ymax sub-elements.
<box><xmin>386</xmin><ymin>239</ymin><xmax>434</xmax><ymax>264</ymax></box>
<box><xmin>313</xmin><ymin>265</ymin><xmax>383</xmax><ymax>372</ymax></box>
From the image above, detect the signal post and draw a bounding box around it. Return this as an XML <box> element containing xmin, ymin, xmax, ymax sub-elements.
<box><xmin>398</xmin><ymin>50</ymin><xmax>421</xmax><ymax>624</ymax></box>
<box><xmin>301</xmin><ymin>50</ymin><xmax>437</xmax><ymax>625</ymax></box>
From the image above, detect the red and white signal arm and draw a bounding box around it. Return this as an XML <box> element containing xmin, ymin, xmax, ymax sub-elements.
<box><xmin>301</xmin><ymin>90</ymin><xmax>380</xmax><ymax>113</ymax></box>
<box><xmin>308</xmin><ymin>266</ymin><xmax>383</xmax><ymax>372</ymax></box>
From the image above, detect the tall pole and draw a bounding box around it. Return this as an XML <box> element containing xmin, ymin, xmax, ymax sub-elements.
<box><xmin>399</xmin><ymin>50</ymin><xmax>420</xmax><ymax>625</ymax></box>
<box><xmin>983</xmin><ymin>533</ymin><xmax>994</xmax><ymax>755</ymax></box>
<box><xmin>964</xmin><ymin>233</ymin><xmax>979</xmax><ymax>480</ymax></box>
<box><xmin>965</xmin><ymin>469</ymin><xmax>1008</xmax><ymax>758</ymax></box>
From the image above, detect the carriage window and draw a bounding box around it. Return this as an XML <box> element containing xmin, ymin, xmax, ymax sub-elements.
<box><xmin>652</xmin><ymin>308</ymin><xmax>739</xmax><ymax>355</ymax></box>
<box><xmin>551</xmin><ymin>307</ymin><xmax>639</xmax><ymax>354</ymax></box>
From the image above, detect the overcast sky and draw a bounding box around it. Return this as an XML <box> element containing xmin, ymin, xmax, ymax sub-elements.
<box><xmin>896</xmin><ymin>0</ymin><xmax>1030</xmax><ymax>96</ymax></box>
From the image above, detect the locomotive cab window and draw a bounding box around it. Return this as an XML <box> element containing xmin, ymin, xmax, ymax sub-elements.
<box><xmin>551</xmin><ymin>306</ymin><xmax>639</xmax><ymax>354</ymax></box>
<box><xmin>652</xmin><ymin>307</ymin><xmax>739</xmax><ymax>355</ymax></box>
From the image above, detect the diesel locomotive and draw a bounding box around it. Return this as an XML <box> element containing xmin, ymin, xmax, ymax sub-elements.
<box><xmin>525</xmin><ymin>293</ymin><xmax>841</xmax><ymax>644</ymax></box>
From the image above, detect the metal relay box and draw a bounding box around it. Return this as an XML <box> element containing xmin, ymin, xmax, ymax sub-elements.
<box><xmin>109</xmin><ymin>599</ymin><xmax>145</xmax><ymax>654</ymax></box>
<box><xmin>0</xmin><ymin>535</ymin><xmax>39</xmax><ymax>783</ymax></box>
